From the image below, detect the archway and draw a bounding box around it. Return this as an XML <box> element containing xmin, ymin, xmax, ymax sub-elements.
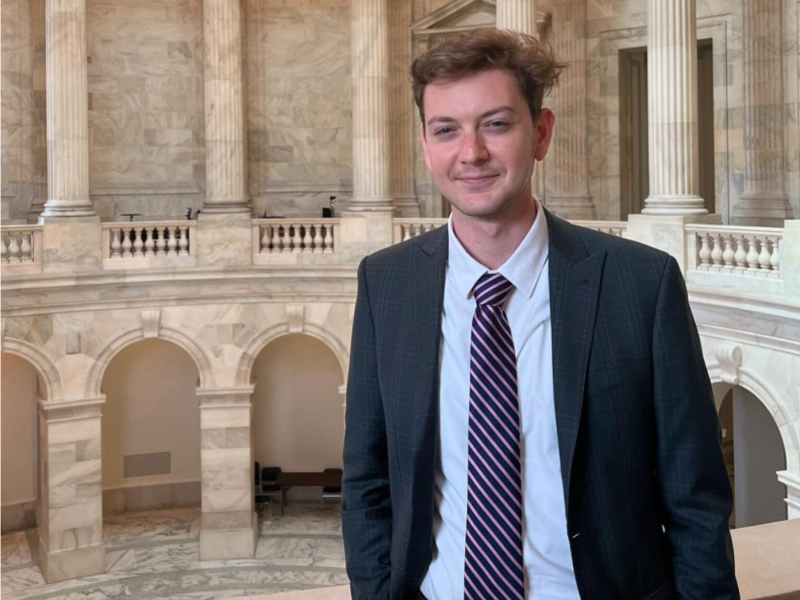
<box><xmin>251</xmin><ymin>334</ymin><xmax>345</xmax><ymax>508</ymax></box>
<box><xmin>714</xmin><ymin>383</ymin><xmax>787</xmax><ymax>527</ymax></box>
<box><xmin>100</xmin><ymin>339</ymin><xmax>201</xmax><ymax>514</ymax></box>
<box><xmin>1</xmin><ymin>352</ymin><xmax>44</xmax><ymax>534</ymax></box>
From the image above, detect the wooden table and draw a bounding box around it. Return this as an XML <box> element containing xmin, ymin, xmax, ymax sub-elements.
<box><xmin>275</xmin><ymin>471</ymin><xmax>342</xmax><ymax>514</ymax></box>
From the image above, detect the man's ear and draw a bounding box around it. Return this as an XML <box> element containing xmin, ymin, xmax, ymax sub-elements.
<box><xmin>533</xmin><ymin>108</ymin><xmax>556</xmax><ymax>161</ymax></box>
<box><xmin>421</xmin><ymin>124</ymin><xmax>432</xmax><ymax>172</ymax></box>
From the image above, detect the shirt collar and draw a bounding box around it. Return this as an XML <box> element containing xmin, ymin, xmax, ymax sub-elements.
<box><xmin>447</xmin><ymin>198</ymin><xmax>549</xmax><ymax>301</ymax></box>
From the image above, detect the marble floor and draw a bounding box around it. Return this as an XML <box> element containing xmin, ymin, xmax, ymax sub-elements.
<box><xmin>1</xmin><ymin>504</ymin><xmax>349</xmax><ymax>600</ymax></box>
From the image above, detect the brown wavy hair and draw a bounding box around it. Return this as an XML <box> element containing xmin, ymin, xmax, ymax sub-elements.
<box><xmin>411</xmin><ymin>28</ymin><xmax>565</xmax><ymax>127</ymax></box>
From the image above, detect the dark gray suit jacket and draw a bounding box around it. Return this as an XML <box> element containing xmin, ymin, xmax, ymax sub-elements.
<box><xmin>342</xmin><ymin>211</ymin><xmax>738</xmax><ymax>600</ymax></box>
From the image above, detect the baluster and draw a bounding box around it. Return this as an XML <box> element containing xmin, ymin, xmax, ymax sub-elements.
<box><xmin>770</xmin><ymin>237</ymin><xmax>781</xmax><ymax>275</ymax></box>
<box><xmin>260</xmin><ymin>225</ymin><xmax>270</xmax><ymax>254</ymax></box>
<box><xmin>7</xmin><ymin>234</ymin><xmax>20</xmax><ymax>263</ymax></box>
<box><xmin>110</xmin><ymin>228</ymin><xmax>122</xmax><ymax>257</ymax></box>
<box><xmin>178</xmin><ymin>226</ymin><xmax>189</xmax><ymax>256</ymax></box>
<box><xmin>156</xmin><ymin>227</ymin><xmax>167</xmax><ymax>256</ymax></box>
<box><xmin>757</xmin><ymin>236</ymin><xmax>771</xmax><ymax>272</ymax></box>
<box><xmin>733</xmin><ymin>234</ymin><xmax>747</xmax><ymax>272</ymax></box>
<box><xmin>270</xmin><ymin>225</ymin><xmax>281</xmax><ymax>253</ymax></box>
<box><xmin>710</xmin><ymin>233</ymin><xmax>723</xmax><ymax>270</ymax></box>
<box><xmin>403</xmin><ymin>224</ymin><xmax>411</xmax><ymax>242</ymax></box>
<box><xmin>1</xmin><ymin>234</ymin><xmax>8</xmax><ymax>264</ymax></box>
<box><xmin>167</xmin><ymin>226</ymin><xmax>178</xmax><ymax>256</ymax></box>
<box><xmin>324</xmin><ymin>223</ymin><xmax>334</xmax><ymax>253</ymax></box>
<box><xmin>301</xmin><ymin>223</ymin><xmax>312</xmax><ymax>253</ymax></box>
<box><xmin>19</xmin><ymin>231</ymin><xmax>32</xmax><ymax>263</ymax></box>
<box><xmin>698</xmin><ymin>233</ymin><xmax>712</xmax><ymax>269</ymax></box>
<box><xmin>745</xmin><ymin>235</ymin><xmax>760</xmax><ymax>273</ymax></box>
<box><xmin>293</xmin><ymin>223</ymin><xmax>304</xmax><ymax>253</ymax></box>
<box><xmin>144</xmin><ymin>227</ymin><xmax>156</xmax><ymax>257</ymax></box>
<box><xmin>122</xmin><ymin>227</ymin><xmax>133</xmax><ymax>257</ymax></box>
<box><xmin>132</xmin><ymin>227</ymin><xmax>144</xmax><ymax>257</ymax></box>
<box><xmin>280</xmin><ymin>225</ymin><xmax>290</xmax><ymax>253</ymax></box>
<box><xmin>721</xmin><ymin>235</ymin><xmax>735</xmax><ymax>272</ymax></box>
<box><xmin>313</xmin><ymin>222</ymin><xmax>323</xmax><ymax>253</ymax></box>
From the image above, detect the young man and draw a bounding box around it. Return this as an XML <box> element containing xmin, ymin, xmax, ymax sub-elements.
<box><xmin>342</xmin><ymin>29</ymin><xmax>738</xmax><ymax>600</ymax></box>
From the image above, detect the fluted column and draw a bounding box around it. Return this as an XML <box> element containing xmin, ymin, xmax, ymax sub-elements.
<box><xmin>642</xmin><ymin>0</ymin><xmax>706</xmax><ymax>215</ymax></box>
<box><xmin>388</xmin><ymin>0</ymin><xmax>418</xmax><ymax>216</ymax></box>
<box><xmin>547</xmin><ymin>0</ymin><xmax>593</xmax><ymax>219</ymax></box>
<box><xmin>202</xmin><ymin>0</ymin><xmax>249</xmax><ymax>214</ymax></box>
<box><xmin>735</xmin><ymin>0</ymin><xmax>793</xmax><ymax>225</ymax></box>
<box><xmin>496</xmin><ymin>0</ymin><xmax>537</xmax><ymax>33</ymax></box>
<box><xmin>29</xmin><ymin>0</ymin><xmax>47</xmax><ymax>222</ymax></box>
<box><xmin>40</xmin><ymin>0</ymin><xmax>94</xmax><ymax>218</ymax></box>
<box><xmin>350</xmin><ymin>0</ymin><xmax>393</xmax><ymax>211</ymax></box>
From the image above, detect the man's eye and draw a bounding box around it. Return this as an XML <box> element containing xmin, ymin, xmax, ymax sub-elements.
<box><xmin>433</xmin><ymin>127</ymin><xmax>454</xmax><ymax>136</ymax></box>
<box><xmin>486</xmin><ymin>120</ymin><xmax>508</xmax><ymax>129</ymax></box>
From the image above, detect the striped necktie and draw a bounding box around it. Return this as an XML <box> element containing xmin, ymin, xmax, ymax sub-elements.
<box><xmin>464</xmin><ymin>272</ymin><xmax>524</xmax><ymax>600</ymax></box>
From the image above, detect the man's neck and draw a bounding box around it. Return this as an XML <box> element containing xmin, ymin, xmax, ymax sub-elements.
<box><xmin>451</xmin><ymin>199</ymin><xmax>538</xmax><ymax>270</ymax></box>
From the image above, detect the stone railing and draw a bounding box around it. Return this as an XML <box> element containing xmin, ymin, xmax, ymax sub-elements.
<box><xmin>686</xmin><ymin>224</ymin><xmax>782</xmax><ymax>279</ymax></box>
<box><xmin>102</xmin><ymin>221</ymin><xmax>197</xmax><ymax>269</ymax></box>
<box><xmin>393</xmin><ymin>218</ymin><xmax>447</xmax><ymax>242</ymax></box>
<box><xmin>253</xmin><ymin>219</ymin><xmax>338</xmax><ymax>255</ymax></box>
<box><xmin>1</xmin><ymin>225</ymin><xmax>43</xmax><ymax>274</ymax></box>
<box><xmin>571</xmin><ymin>220</ymin><xmax>628</xmax><ymax>238</ymax></box>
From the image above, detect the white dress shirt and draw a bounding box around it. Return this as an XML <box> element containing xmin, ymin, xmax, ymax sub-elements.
<box><xmin>420</xmin><ymin>202</ymin><xmax>581</xmax><ymax>599</ymax></box>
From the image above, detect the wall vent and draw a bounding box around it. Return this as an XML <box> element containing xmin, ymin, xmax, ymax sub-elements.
<box><xmin>123</xmin><ymin>452</ymin><xmax>171</xmax><ymax>478</ymax></box>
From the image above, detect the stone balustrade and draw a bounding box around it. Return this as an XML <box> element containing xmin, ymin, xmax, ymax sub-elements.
<box><xmin>570</xmin><ymin>220</ymin><xmax>628</xmax><ymax>238</ymax></box>
<box><xmin>393</xmin><ymin>218</ymin><xmax>447</xmax><ymax>242</ymax></box>
<box><xmin>686</xmin><ymin>225</ymin><xmax>782</xmax><ymax>279</ymax></box>
<box><xmin>1</xmin><ymin>226</ymin><xmax>43</xmax><ymax>274</ymax></box>
<box><xmin>102</xmin><ymin>221</ymin><xmax>197</xmax><ymax>269</ymax></box>
<box><xmin>253</xmin><ymin>219</ymin><xmax>338</xmax><ymax>255</ymax></box>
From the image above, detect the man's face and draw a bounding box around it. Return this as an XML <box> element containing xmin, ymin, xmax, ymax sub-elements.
<box><xmin>420</xmin><ymin>69</ymin><xmax>554</xmax><ymax>222</ymax></box>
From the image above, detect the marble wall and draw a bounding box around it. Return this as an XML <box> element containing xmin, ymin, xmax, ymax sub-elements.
<box><xmin>244</xmin><ymin>0</ymin><xmax>353</xmax><ymax>218</ymax></box>
<box><xmin>86</xmin><ymin>0</ymin><xmax>205</xmax><ymax>220</ymax></box>
<box><xmin>1</xmin><ymin>0</ymin><xmax>34</xmax><ymax>222</ymax></box>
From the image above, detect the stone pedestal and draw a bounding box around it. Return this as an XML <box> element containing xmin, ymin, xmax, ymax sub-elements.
<box><xmin>38</xmin><ymin>398</ymin><xmax>105</xmax><ymax>583</ymax></box>
<box><xmin>198</xmin><ymin>388</ymin><xmax>257</xmax><ymax>560</ymax></box>
<box><xmin>350</xmin><ymin>0</ymin><xmax>393</xmax><ymax>212</ymax></box>
<box><xmin>337</xmin><ymin>211</ymin><xmax>394</xmax><ymax>262</ymax></box>
<box><xmin>202</xmin><ymin>0</ymin><xmax>249</xmax><ymax>214</ymax></box>
<box><xmin>41</xmin><ymin>0</ymin><xmax>94</xmax><ymax>218</ymax></box>
<box><xmin>734</xmin><ymin>0</ymin><xmax>793</xmax><ymax>226</ymax></box>
<box><xmin>41</xmin><ymin>216</ymin><xmax>102</xmax><ymax>274</ymax></box>
<box><xmin>196</xmin><ymin>212</ymin><xmax>252</xmax><ymax>267</ymax></box>
<box><xmin>627</xmin><ymin>212</ymin><xmax>721</xmax><ymax>271</ymax></box>
<box><xmin>643</xmin><ymin>0</ymin><xmax>706</xmax><ymax>215</ymax></box>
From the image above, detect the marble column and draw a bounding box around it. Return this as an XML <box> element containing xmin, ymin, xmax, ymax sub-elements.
<box><xmin>642</xmin><ymin>0</ymin><xmax>706</xmax><ymax>215</ymax></box>
<box><xmin>496</xmin><ymin>0</ymin><xmax>537</xmax><ymax>33</ymax></box>
<box><xmin>198</xmin><ymin>388</ymin><xmax>257</xmax><ymax>560</ymax></box>
<box><xmin>28</xmin><ymin>0</ymin><xmax>47</xmax><ymax>222</ymax></box>
<box><xmin>350</xmin><ymin>0</ymin><xmax>393</xmax><ymax>211</ymax></box>
<box><xmin>40</xmin><ymin>0</ymin><xmax>94</xmax><ymax>219</ymax></box>
<box><xmin>734</xmin><ymin>0</ymin><xmax>793</xmax><ymax>225</ymax></box>
<box><xmin>202</xmin><ymin>0</ymin><xmax>249</xmax><ymax>214</ymax></box>
<box><xmin>388</xmin><ymin>0</ymin><xmax>419</xmax><ymax>216</ymax></box>
<box><xmin>547</xmin><ymin>0</ymin><xmax>594</xmax><ymax>219</ymax></box>
<box><xmin>38</xmin><ymin>398</ymin><xmax>105</xmax><ymax>583</ymax></box>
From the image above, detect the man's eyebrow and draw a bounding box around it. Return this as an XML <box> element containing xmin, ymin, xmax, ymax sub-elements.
<box><xmin>425</xmin><ymin>106</ymin><xmax>517</xmax><ymax>128</ymax></box>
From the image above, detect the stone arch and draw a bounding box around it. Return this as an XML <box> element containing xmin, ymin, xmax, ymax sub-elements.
<box><xmin>236</xmin><ymin>322</ymin><xmax>349</xmax><ymax>388</ymax></box>
<box><xmin>708</xmin><ymin>369</ymin><xmax>798</xmax><ymax>471</ymax></box>
<box><xmin>1</xmin><ymin>338</ymin><xmax>62</xmax><ymax>399</ymax></box>
<box><xmin>85</xmin><ymin>326</ymin><xmax>215</xmax><ymax>397</ymax></box>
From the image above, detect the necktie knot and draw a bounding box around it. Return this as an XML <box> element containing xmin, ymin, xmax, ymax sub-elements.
<box><xmin>473</xmin><ymin>272</ymin><xmax>514</xmax><ymax>307</ymax></box>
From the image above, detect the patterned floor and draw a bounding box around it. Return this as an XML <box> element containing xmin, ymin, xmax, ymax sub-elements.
<box><xmin>1</xmin><ymin>504</ymin><xmax>348</xmax><ymax>600</ymax></box>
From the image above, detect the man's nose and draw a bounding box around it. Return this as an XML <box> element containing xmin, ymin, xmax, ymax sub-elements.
<box><xmin>459</xmin><ymin>131</ymin><xmax>489</xmax><ymax>163</ymax></box>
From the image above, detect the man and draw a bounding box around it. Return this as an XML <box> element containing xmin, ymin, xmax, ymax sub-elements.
<box><xmin>342</xmin><ymin>29</ymin><xmax>738</xmax><ymax>600</ymax></box>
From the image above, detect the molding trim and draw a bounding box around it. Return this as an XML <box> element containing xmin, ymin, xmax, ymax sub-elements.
<box><xmin>286</xmin><ymin>304</ymin><xmax>305</xmax><ymax>333</ymax></box>
<box><xmin>714</xmin><ymin>341</ymin><xmax>742</xmax><ymax>385</ymax></box>
<box><xmin>142</xmin><ymin>308</ymin><xmax>162</xmax><ymax>339</ymax></box>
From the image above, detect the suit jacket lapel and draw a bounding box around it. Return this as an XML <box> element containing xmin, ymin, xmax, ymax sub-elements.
<box><xmin>546</xmin><ymin>210</ymin><xmax>606</xmax><ymax>505</ymax></box>
<box><xmin>411</xmin><ymin>227</ymin><xmax>449</xmax><ymax>448</ymax></box>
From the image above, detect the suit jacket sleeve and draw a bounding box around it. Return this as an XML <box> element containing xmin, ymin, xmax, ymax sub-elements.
<box><xmin>652</xmin><ymin>256</ymin><xmax>739</xmax><ymax>599</ymax></box>
<box><xmin>341</xmin><ymin>256</ymin><xmax>392</xmax><ymax>599</ymax></box>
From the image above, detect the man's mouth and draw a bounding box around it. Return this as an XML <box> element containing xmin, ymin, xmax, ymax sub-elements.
<box><xmin>455</xmin><ymin>174</ymin><xmax>499</xmax><ymax>185</ymax></box>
